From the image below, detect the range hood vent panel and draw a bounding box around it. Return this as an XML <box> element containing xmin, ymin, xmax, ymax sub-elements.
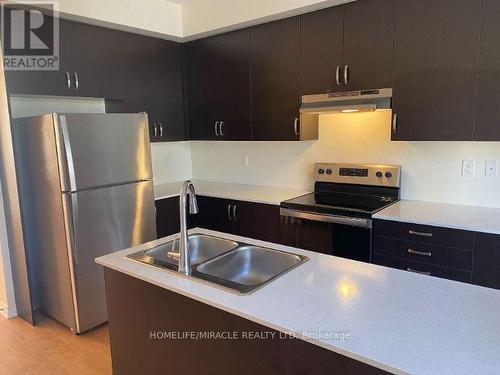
<box><xmin>300</xmin><ymin>88</ymin><xmax>392</xmax><ymax>114</ymax></box>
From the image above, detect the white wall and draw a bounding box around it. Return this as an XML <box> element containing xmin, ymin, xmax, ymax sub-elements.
<box><xmin>151</xmin><ymin>142</ymin><xmax>193</xmax><ymax>184</ymax></box>
<box><xmin>191</xmin><ymin>111</ymin><xmax>500</xmax><ymax>208</ymax></box>
<box><xmin>181</xmin><ymin>0</ymin><xmax>353</xmax><ymax>38</ymax></box>
<box><xmin>54</xmin><ymin>0</ymin><xmax>183</xmax><ymax>39</ymax></box>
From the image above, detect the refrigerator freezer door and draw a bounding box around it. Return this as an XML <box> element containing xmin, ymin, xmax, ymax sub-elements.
<box><xmin>56</xmin><ymin>113</ymin><xmax>153</xmax><ymax>192</ymax></box>
<box><xmin>62</xmin><ymin>180</ymin><xmax>156</xmax><ymax>332</ymax></box>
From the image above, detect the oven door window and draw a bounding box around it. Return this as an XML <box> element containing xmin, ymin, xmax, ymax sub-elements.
<box><xmin>295</xmin><ymin>219</ymin><xmax>371</xmax><ymax>262</ymax></box>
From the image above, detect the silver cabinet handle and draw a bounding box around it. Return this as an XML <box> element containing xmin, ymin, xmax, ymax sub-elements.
<box><xmin>73</xmin><ymin>72</ymin><xmax>79</xmax><ymax>90</ymax></box>
<box><xmin>344</xmin><ymin>64</ymin><xmax>349</xmax><ymax>85</ymax></box>
<box><xmin>153</xmin><ymin>123</ymin><xmax>158</xmax><ymax>138</ymax></box>
<box><xmin>65</xmin><ymin>72</ymin><xmax>71</xmax><ymax>89</ymax></box>
<box><xmin>407</xmin><ymin>267</ymin><xmax>431</xmax><ymax>276</ymax></box>
<box><xmin>294</xmin><ymin>118</ymin><xmax>299</xmax><ymax>136</ymax></box>
<box><xmin>335</xmin><ymin>65</ymin><xmax>342</xmax><ymax>86</ymax></box>
<box><xmin>227</xmin><ymin>204</ymin><xmax>233</xmax><ymax>221</ymax></box>
<box><xmin>408</xmin><ymin>248</ymin><xmax>432</xmax><ymax>257</ymax></box>
<box><xmin>392</xmin><ymin>113</ymin><xmax>398</xmax><ymax>133</ymax></box>
<box><xmin>219</xmin><ymin>121</ymin><xmax>224</xmax><ymax>136</ymax></box>
<box><xmin>215</xmin><ymin>121</ymin><xmax>220</xmax><ymax>136</ymax></box>
<box><xmin>159</xmin><ymin>122</ymin><xmax>163</xmax><ymax>137</ymax></box>
<box><xmin>409</xmin><ymin>230</ymin><xmax>433</xmax><ymax>238</ymax></box>
<box><xmin>232</xmin><ymin>205</ymin><xmax>237</xmax><ymax>221</ymax></box>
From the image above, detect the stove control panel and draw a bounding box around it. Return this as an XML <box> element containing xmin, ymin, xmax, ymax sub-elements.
<box><xmin>314</xmin><ymin>163</ymin><xmax>401</xmax><ymax>188</ymax></box>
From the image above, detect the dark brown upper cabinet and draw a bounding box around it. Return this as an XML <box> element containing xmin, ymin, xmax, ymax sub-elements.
<box><xmin>342</xmin><ymin>0</ymin><xmax>394</xmax><ymax>91</ymax></box>
<box><xmin>475</xmin><ymin>0</ymin><xmax>500</xmax><ymax>141</ymax></box>
<box><xmin>299</xmin><ymin>0</ymin><xmax>394</xmax><ymax>95</ymax></box>
<box><xmin>5</xmin><ymin>18</ymin><xmax>124</xmax><ymax>99</ymax></box>
<box><xmin>150</xmin><ymin>39</ymin><xmax>186</xmax><ymax>142</ymax></box>
<box><xmin>186</xmin><ymin>29</ymin><xmax>251</xmax><ymax>141</ymax></box>
<box><xmin>250</xmin><ymin>17</ymin><xmax>301</xmax><ymax>141</ymax></box>
<box><xmin>120</xmin><ymin>32</ymin><xmax>185</xmax><ymax>142</ymax></box>
<box><xmin>300</xmin><ymin>7</ymin><xmax>344</xmax><ymax>95</ymax></box>
<box><xmin>391</xmin><ymin>0</ymin><xmax>482</xmax><ymax>141</ymax></box>
<box><xmin>185</xmin><ymin>38</ymin><xmax>219</xmax><ymax>140</ymax></box>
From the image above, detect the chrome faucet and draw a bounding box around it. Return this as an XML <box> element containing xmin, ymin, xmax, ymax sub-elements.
<box><xmin>178</xmin><ymin>180</ymin><xmax>199</xmax><ymax>275</ymax></box>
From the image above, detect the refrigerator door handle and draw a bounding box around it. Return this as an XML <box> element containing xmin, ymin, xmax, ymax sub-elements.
<box><xmin>58</xmin><ymin>115</ymin><xmax>77</xmax><ymax>192</ymax></box>
<box><xmin>61</xmin><ymin>192</ymin><xmax>81</xmax><ymax>333</ymax></box>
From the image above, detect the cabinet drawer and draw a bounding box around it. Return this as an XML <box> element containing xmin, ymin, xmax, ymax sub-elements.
<box><xmin>373</xmin><ymin>236</ymin><xmax>472</xmax><ymax>271</ymax></box>
<box><xmin>373</xmin><ymin>220</ymin><xmax>474</xmax><ymax>250</ymax></box>
<box><xmin>373</xmin><ymin>254</ymin><xmax>472</xmax><ymax>283</ymax></box>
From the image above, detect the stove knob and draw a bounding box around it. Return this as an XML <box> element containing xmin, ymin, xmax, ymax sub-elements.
<box><xmin>385</xmin><ymin>172</ymin><xmax>393</xmax><ymax>178</ymax></box>
<box><xmin>318</xmin><ymin>168</ymin><xmax>325</xmax><ymax>175</ymax></box>
<box><xmin>376</xmin><ymin>171</ymin><xmax>383</xmax><ymax>178</ymax></box>
<box><xmin>326</xmin><ymin>169</ymin><xmax>333</xmax><ymax>175</ymax></box>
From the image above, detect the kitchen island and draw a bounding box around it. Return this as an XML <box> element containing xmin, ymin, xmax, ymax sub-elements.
<box><xmin>96</xmin><ymin>229</ymin><xmax>500</xmax><ymax>375</ymax></box>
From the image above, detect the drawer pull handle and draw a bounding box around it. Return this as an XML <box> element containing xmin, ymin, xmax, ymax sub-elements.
<box><xmin>408</xmin><ymin>248</ymin><xmax>432</xmax><ymax>257</ymax></box>
<box><xmin>407</xmin><ymin>267</ymin><xmax>431</xmax><ymax>276</ymax></box>
<box><xmin>408</xmin><ymin>230</ymin><xmax>433</xmax><ymax>238</ymax></box>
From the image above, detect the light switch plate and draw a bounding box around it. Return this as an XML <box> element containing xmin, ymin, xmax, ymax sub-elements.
<box><xmin>485</xmin><ymin>160</ymin><xmax>497</xmax><ymax>177</ymax></box>
<box><xmin>462</xmin><ymin>160</ymin><xmax>474</xmax><ymax>177</ymax></box>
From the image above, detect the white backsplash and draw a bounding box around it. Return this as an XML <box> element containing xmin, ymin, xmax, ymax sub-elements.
<box><xmin>151</xmin><ymin>141</ymin><xmax>193</xmax><ymax>185</ymax></box>
<box><xmin>190</xmin><ymin>111</ymin><xmax>500</xmax><ymax>208</ymax></box>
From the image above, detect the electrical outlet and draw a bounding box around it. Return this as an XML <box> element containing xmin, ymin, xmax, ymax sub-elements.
<box><xmin>241</xmin><ymin>154</ymin><xmax>249</xmax><ymax>167</ymax></box>
<box><xmin>485</xmin><ymin>160</ymin><xmax>497</xmax><ymax>177</ymax></box>
<box><xmin>461</xmin><ymin>160</ymin><xmax>474</xmax><ymax>177</ymax></box>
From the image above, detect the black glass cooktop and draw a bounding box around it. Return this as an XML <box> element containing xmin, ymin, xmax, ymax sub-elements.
<box><xmin>281</xmin><ymin>192</ymin><xmax>397</xmax><ymax>218</ymax></box>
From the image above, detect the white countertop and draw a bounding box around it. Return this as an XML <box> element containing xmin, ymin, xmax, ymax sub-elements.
<box><xmin>154</xmin><ymin>180</ymin><xmax>310</xmax><ymax>206</ymax></box>
<box><xmin>374</xmin><ymin>200</ymin><xmax>500</xmax><ymax>235</ymax></box>
<box><xmin>96</xmin><ymin>228</ymin><xmax>500</xmax><ymax>375</ymax></box>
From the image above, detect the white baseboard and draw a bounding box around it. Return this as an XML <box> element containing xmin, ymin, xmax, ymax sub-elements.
<box><xmin>0</xmin><ymin>300</ymin><xmax>17</xmax><ymax>319</ymax></box>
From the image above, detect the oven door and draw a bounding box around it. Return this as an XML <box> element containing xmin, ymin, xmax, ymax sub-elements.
<box><xmin>280</xmin><ymin>208</ymin><xmax>372</xmax><ymax>263</ymax></box>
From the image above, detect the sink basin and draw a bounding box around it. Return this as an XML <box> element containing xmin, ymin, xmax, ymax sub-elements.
<box><xmin>126</xmin><ymin>233</ymin><xmax>308</xmax><ymax>294</ymax></box>
<box><xmin>195</xmin><ymin>245</ymin><xmax>308</xmax><ymax>293</ymax></box>
<box><xmin>127</xmin><ymin>234</ymin><xmax>238</xmax><ymax>269</ymax></box>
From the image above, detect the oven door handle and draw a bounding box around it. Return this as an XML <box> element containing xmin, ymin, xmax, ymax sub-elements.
<box><xmin>280</xmin><ymin>208</ymin><xmax>372</xmax><ymax>229</ymax></box>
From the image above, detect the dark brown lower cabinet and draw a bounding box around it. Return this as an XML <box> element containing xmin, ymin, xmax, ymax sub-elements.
<box><xmin>473</xmin><ymin>233</ymin><xmax>500</xmax><ymax>289</ymax></box>
<box><xmin>373</xmin><ymin>254</ymin><xmax>472</xmax><ymax>283</ymax></box>
<box><xmin>155</xmin><ymin>197</ymin><xmax>180</xmax><ymax>238</ymax></box>
<box><xmin>104</xmin><ymin>268</ymin><xmax>389</xmax><ymax>375</ymax></box>
<box><xmin>373</xmin><ymin>219</ymin><xmax>500</xmax><ymax>290</ymax></box>
<box><xmin>191</xmin><ymin>196</ymin><xmax>285</xmax><ymax>245</ymax></box>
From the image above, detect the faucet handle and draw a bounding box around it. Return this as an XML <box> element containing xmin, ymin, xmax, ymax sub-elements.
<box><xmin>167</xmin><ymin>251</ymin><xmax>180</xmax><ymax>261</ymax></box>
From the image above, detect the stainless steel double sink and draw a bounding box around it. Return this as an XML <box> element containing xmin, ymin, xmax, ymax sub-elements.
<box><xmin>126</xmin><ymin>234</ymin><xmax>309</xmax><ymax>294</ymax></box>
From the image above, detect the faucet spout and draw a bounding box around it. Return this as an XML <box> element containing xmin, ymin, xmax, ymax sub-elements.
<box><xmin>178</xmin><ymin>180</ymin><xmax>198</xmax><ymax>275</ymax></box>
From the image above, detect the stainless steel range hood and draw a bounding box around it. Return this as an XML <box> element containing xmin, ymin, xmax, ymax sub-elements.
<box><xmin>300</xmin><ymin>88</ymin><xmax>392</xmax><ymax>114</ymax></box>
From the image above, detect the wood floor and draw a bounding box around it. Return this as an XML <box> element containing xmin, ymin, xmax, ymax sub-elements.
<box><xmin>0</xmin><ymin>313</ymin><xmax>112</xmax><ymax>374</ymax></box>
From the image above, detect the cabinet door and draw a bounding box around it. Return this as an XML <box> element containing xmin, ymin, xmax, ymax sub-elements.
<box><xmin>299</xmin><ymin>7</ymin><xmax>343</xmax><ymax>95</ymax></box>
<box><xmin>475</xmin><ymin>0</ymin><xmax>500</xmax><ymax>141</ymax></box>
<box><xmin>250</xmin><ymin>17</ymin><xmax>301</xmax><ymax>141</ymax></box>
<box><xmin>343</xmin><ymin>0</ymin><xmax>394</xmax><ymax>91</ymax></box>
<box><xmin>5</xmin><ymin>16</ymin><xmax>75</xmax><ymax>96</ymax></box>
<box><xmin>473</xmin><ymin>233</ymin><xmax>500</xmax><ymax>290</ymax></box>
<box><xmin>155</xmin><ymin>197</ymin><xmax>181</xmax><ymax>238</ymax></box>
<box><xmin>213</xmin><ymin>30</ymin><xmax>252</xmax><ymax>141</ymax></box>
<box><xmin>151</xmin><ymin>39</ymin><xmax>186</xmax><ymax>142</ymax></box>
<box><xmin>392</xmin><ymin>0</ymin><xmax>481</xmax><ymax>141</ymax></box>
<box><xmin>192</xmin><ymin>196</ymin><xmax>234</xmax><ymax>233</ymax></box>
<box><xmin>118</xmin><ymin>32</ymin><xmax>156</xmax><ymax>138</ymax></box>
<box><xmin>185</xmin><ymin>40</ymin><xmax>219</xmax><ymax>140</ymax></box>
<box><xmin>73</xmin><ymin>23</ymin><xmax>124</xmax><ymax>98</ymax></box>
<box><xmin>233</xmin><ymin>201</ymin><xmax>282</xmax><ymax>244</ymax></box>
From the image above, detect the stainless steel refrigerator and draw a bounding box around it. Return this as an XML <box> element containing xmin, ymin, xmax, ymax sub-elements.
<box><xmin>12</xmin><ymin>113</ymin><xmax>157</xmax><ymax>333</ymax></box>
